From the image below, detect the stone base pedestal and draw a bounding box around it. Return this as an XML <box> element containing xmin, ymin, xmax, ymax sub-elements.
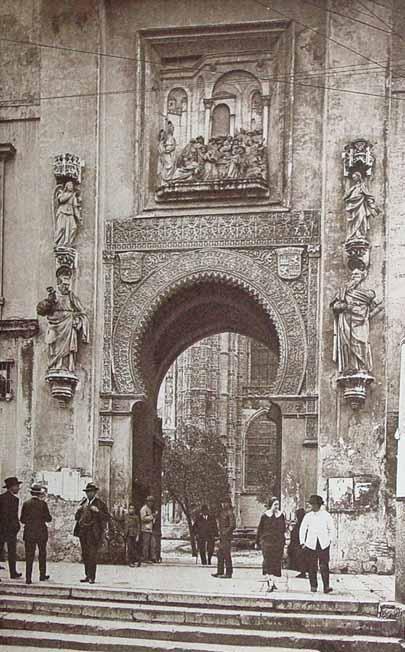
<box><xmin>156</xmin><ymin>177</ymin><xmax>268</xmax><ymax>202</ymax></box>
<box><xmin>344</xmin><ymin>236</ymin><xmax>370</xmax><ymax>271</ymax></box>
<box><xmin>46</xmin><ymin>369</ymin><xmax>79</xmax><ymax>401</ymax></box>
<box><xmin>337</xmin><ymin>371</ymin><xmax>374</xmax><ymax>409</ymax></box>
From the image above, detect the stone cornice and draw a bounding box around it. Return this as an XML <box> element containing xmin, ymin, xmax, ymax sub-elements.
<box><xmin>0</xmin><ymin>319</ymin><xmax>39</xmax><ymax>338</ymax></box>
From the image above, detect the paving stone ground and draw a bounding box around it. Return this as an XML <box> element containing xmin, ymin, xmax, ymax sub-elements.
<box><xmin>2</xmin><ymin>559</ymin><xmax>394</xmax><ymax>603</ymax></box>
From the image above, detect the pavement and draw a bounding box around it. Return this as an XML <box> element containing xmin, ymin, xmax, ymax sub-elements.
<box><xmin>1</xmin><ymin>559</ymin><xmax>395</xmax><ymax>603</ymax></box>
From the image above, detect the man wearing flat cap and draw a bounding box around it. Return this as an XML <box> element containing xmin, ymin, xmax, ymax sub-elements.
<box><xmin>20</xmin><ymin>483</ymin><xmax>52</xmax><ymax>584</ymax></box>
<box><xmin>299</xmin><ymin>494</ymin><xmax>335</xmax><ymax>594</ymax></box>
<box><xmin>74</xmin><ymin>482</ymin><xmax>109</xmax><ymax>583</ymax></box>
<box><xmin>0</xmin><ymin>476</ymin><xmax>23</xmax><ymax>579</ymax></box>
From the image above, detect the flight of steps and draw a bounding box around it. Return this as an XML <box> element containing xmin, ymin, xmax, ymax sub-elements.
<box><xmin>0</xmin><ymin>581</ymin><xmax>404</xmax><ymax>651</ymax></box>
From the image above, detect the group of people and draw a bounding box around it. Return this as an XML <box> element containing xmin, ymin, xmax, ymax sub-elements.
<box><xmin>0</xmin><ymin>477</ymin><xmax>161</xmax><ymax>584</ymax></box>
<box><xmin>255</xmin><ymin>494</ymin><xmax>335</xmax><ymax>593</ymax></box>
<box><xmin>1</xmin><ymin>475</ymin><xmax>334</xmax><ymax>594</ymax></box>
<box><xmin>192</xmin><ymin>494</ymin><xmax>335</xmax><ymax>594</ymax></box>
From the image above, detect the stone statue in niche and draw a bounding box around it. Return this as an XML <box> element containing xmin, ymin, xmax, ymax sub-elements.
<box><xmin>344</xmin><ymin>171</ymin><xmax>379</xmax><ymax>242</ymax></box>
<box><xmin>330</xmin><ymin>269</ymin><xmax>382</xmax><ymax>374</ymax></box>
<box><xmin>37</xmin><ymin>267</ymin><xmax>89</xmax><ymax>373</ymax></box>
<box><xmin>53</xmin><ymin>180</ymin><xmax>82</xmax><ymax>248</ymax></box>
<box><xmin>156</xmin><ymin>124</ymin><xmax>267</xmax><ymax>196</ymax></box>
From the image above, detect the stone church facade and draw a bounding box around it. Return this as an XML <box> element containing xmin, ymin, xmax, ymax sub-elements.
<box><xmin>0</xmin><ymin>0</ymin><xmax>404</xmax><ymax>572</ymax></box>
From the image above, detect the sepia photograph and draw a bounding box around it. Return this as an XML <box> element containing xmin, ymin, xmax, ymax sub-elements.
<box><xmin>0</xmin><ymin>0</ymin><xmax>404</xmax><ymax>650</ymax></box>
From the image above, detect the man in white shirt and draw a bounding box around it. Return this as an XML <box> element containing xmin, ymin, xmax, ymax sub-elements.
<box><xmin>299</xmin><ymin>494</ymin><xmax>335</xmax><ymax>594</ymax></box>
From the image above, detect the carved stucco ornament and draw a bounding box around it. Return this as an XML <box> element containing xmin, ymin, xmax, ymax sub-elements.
<box><xmin>118</xmin><ymin>252</ymin><xmax>144</xmax><ymax>284</ymax></box>
<box><xmin>276</xmin><ymin>247</ymin><xmax>303</xmax><ymax>280</ymax></box>
<box><xmin>112</xmin><ymin>248</ymin><xmax>308</xmax><ymax>397</ymax></box>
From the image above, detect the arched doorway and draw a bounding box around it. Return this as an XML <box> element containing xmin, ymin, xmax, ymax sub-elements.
<box><xmin>107</xmin><ymin>248</ymin><xmax>309</xmax><ymax>515</ymax></box>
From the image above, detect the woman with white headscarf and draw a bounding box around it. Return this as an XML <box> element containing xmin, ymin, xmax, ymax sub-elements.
<box><xmin>255</xmin><ymin>497</ymin><xmax>286</xmax><ymax>592</ymax></box>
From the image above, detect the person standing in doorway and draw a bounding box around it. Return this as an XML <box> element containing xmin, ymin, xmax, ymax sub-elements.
<box><xmin>212</xmin><ymin>498</ymin><xmax>236</xmax><ymax>579</ymax></box>
<box><xmin>124</xmin><ymin>504</ymin><xmax>141</xmax><ymax>567</ymax></box>
<box><xmin>299</xmin><ymin>494</ymin><xmax>335</xmax><ymax>594</ymax></box>
<box><xmin>193</xmin><ymin>504</ymin><xmax>218</xmax><ymax>566</ymax></box>
<box><xmin>256</xmin><ymin>497</ymin><xmax>286</xmax><ymax>592</ymax></box>
<box><xmin>0</xmin><ymin>476</ymin><xmax>23</xmax><ymax>580</ymax></box>
<box><xmin>20</xmin><ymin>483</ymin><xmax>52</xmax><ymax>584</ymax></box>
<box><xmin>140</xmin><ymin>495</ymin><xmax>158</xmax><ymax>562</ymax></box>
<box><xmin>74</xmin><ymin>482</ymin><xmax>110</xmax><ymax>584</ymax></box>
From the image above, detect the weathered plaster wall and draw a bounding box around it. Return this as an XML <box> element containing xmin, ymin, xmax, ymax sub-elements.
<box><xmin>318</xmin><ymin>0</ymin><xmax>392</xmax><ymax>571</ymax></box>
<box><xmin>0</xmin><ymin>0</ymin><xmax>400</xmax><ymax>568</ymax></box>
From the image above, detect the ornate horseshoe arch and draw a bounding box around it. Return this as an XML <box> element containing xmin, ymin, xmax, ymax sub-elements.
<box><xmin>112</xmin><ymin>248</ymin><xmax>308</xmax><ymax>397</ymax></box>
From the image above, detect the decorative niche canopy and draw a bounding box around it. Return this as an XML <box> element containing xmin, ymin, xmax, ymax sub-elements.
<box><xmin>138</xmin><ymin>20</ymin><xmax>294</xmax><ymax>208</ymax></box>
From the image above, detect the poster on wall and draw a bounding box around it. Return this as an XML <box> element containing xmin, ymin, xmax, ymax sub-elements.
<box><xmin>327</xmin><ymin>477</ymin><xmax>354</xmax><ymax>512</ymax></box>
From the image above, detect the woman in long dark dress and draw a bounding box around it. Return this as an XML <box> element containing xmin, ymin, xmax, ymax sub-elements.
<box><xmin>255</xmin><ymin>497</ymin><xmax>286</xmax><ymax>592</ymax></box>
<box><xmin>287</xmin><ymin>508</ymin><xmax>307</xmax><ymax>578</ymax></box>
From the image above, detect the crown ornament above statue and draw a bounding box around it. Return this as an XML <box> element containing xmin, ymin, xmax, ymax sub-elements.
<box><xmin>53</xmin><ymin>153</ymin><xmax>84</xmax><ymax>183</ymax></box>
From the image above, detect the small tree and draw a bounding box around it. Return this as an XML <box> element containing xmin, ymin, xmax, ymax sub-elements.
<box><xmin>162</xmin><ymin>425</ymin><xmax>230</xmax><ymax>555</ymax></box>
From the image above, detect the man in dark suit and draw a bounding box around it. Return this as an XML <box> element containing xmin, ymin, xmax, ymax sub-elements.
<box><xmin>212</xmin><ymin>498</ymin><xmax>236</xmax><ymax>579</ymax></box>
<box><xmin>0</xmin><ymin>476</ymin><xmax>23</xmax><ymax>579</ymax></box>
<box><xmin>20</xmin><ymin>483</ymin><xmax>52</xmax><ymax>584</ymax></box>
<box><xmin>192</xmin><ymin>504</ymin><xmax>218</xmax><ymax>565</ymax></box>
<box><xmin>74</xmin><ymin>482</ymin><xmax>110</xmax><ymax>584</ymax></box>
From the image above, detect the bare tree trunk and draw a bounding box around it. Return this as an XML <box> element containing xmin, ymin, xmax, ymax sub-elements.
<box><xmin>185</xmin><ymin>511</ymin><xmax>197</xmax><ymax>557</ymax></box>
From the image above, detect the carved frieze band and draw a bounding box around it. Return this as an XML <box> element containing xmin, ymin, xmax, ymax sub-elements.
<box><xmin>108</xmin><ymin>210</ymin><xmax>320</xmax><ymax>253</ymax></box>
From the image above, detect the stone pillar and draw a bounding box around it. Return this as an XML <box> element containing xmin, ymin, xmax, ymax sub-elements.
<box><xmin>203</xmin><ymin>99</ymin><xmax>213</xmax><ymax>141</ymax></box>
<box><xmin>262</xmin><ymin>95</ymin><xmax>271</xmax><ymax>145</ymax></box>
<box><xmin>395</xmin><ymin>335</ymin><xmax>405</xmax><ymax>602</ymax></box>
<box><xmin>0</xmin><ymin>144</ymin><xmax>16</xmax><ymax>319</ymax></box>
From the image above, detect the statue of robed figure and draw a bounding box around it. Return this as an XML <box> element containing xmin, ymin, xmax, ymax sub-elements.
<box><xmin>53</xmin><ymin>180</ymin><xmax>82</xmax><ymax>248</ymax></box>
<box><xmin>344</xmin><ymin>171</ymin><xmax>379</xmax><ymax>242</ymax></box>
<box><xmin>330</xmin><ymin>269</ymin><xmax>383</xmax><ymax>374</ymax></box>
<box><xmin>37</xmin><ymin>269</ymin><xmax>89</xmax><ymax>372</ymax></box>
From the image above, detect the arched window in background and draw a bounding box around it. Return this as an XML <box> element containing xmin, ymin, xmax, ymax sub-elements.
<box><xmin>211</xmin><ymin>103</ymin><xmax>231</xmax><ymax>137</ymax></box>
<box><xmin>250</xmin><ymin>340</ymin><xmax>274</xmax><ymax>386</ymax></box>
<box><xmin>167</xmin><ymin>87</ymin><xmax>188</xmax><ymax>149</ymax></box>
<box><xmin>244</xmin><ymin>412</ymin><xmax>280</xmax><ymax>491</ymax></box>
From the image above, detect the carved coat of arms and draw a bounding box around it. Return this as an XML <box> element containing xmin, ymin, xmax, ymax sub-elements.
<box><xmin>118</xmin><ymin>252</ymin><xmax>144</xmax><ymax>283</ymax></box>
<box><xmin>276</xmin><ymin>247</ymin><xmax>303</xmax><ymax>280</ymax></box>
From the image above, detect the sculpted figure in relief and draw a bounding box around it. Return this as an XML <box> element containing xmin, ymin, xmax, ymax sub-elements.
<box><xmin>54</xmin><ymin>181</ymin><xmax>82</xmax><ymax>248</ymax></box>
<box><xmin>157</xmin><ymin>121</ymin><xmax>177</xmax><ymax>183</ymax></box>
<box><xmin>157</xmin><ymin>125</ymin><xmax>267</xmax><ymax>187</ymax></box>
<box><xmin>344</xmin><ymin>171</ymin><xmax>379</xmax><ymax>241</ymax></box>
<box><xmin>37</xmin><ymin>269</ymin><xmax>89</xmax><ymax>372</ymax></box>
<box><xmin>330</xmin><ymin>269</ymin><xmax>382</xmax><ymax>373</ymax></box>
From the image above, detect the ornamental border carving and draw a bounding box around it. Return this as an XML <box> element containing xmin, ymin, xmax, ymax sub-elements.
<box><xmin>112</xmin><ymin>248</ymin><xmax>308</xmax><ymax>397</ymax></box>
<box><xmin>107</xmin><ymin>210</ymin><xmax>320</xmax><ymax>253</ymax></box>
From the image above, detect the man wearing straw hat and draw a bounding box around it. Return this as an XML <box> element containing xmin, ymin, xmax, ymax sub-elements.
<box><xmin>74</xmin><ymin>482</ymin><xmax>109</xmax><ymax>584</ymax></box>
<box><xmin>20</xmin><ymin>483</ymin><xmax>52</xmax><ymax>584</ymax></box>
<box><xmin>0</xmin><ymin>476</ymin><xmax>23</xmax><ymax>580</ymax></box>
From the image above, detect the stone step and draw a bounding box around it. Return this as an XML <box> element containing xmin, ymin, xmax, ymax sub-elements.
<box><xmin>0</xmin><ymin>581</ymin><xmax>381</xmax><ymax>615</ymax></box>
<box><xmin>0</xmin><ymin>594</ymin><xmax>400</xmax><ymax>636</ymax></box>
<box><xmin>0</xmin><ymin>612</ymin><xmax>402</xmax><ymax>652</ymax></box>
<box><xmin>0</xmin><ymin>629</ymin><xmax>321</xmax><ymax>652</ymax></box>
